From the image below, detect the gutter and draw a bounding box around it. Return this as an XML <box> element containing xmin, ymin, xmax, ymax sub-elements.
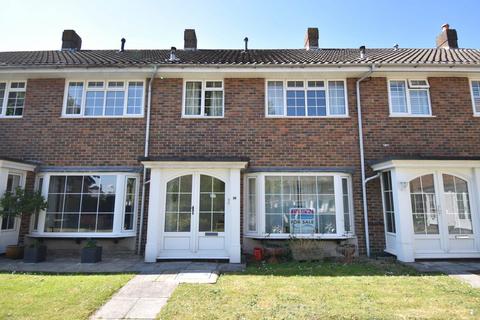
<box><xmin>137</xmin><ymin>65</ymin><xmax>158</xmax><ymax>255</ymax></box>
<box><xmin>356</xmin><ymin>64</ymin><xmax>376</xmax><ymax>257</ymax></box>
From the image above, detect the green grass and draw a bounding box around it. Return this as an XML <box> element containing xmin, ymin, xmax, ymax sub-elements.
<box><xmin>0</xmin><ymin>273</ymin><xmax>133</xmax><ymax>320</ymax></box>
<box><xmin>159</xmin><ymin>260</ymin><xmax>480</xmax><ymax>320</ymax></box>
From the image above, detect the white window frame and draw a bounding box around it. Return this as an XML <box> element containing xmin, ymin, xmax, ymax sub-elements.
<box><xmin>380</xmin><ymin>170</ymin><xmax>396</xmax><ymax>235</ymax></box>
<box><xmin>0</xmin><ymin>80</ymin><xmax>27</xmax><ymax>118</ymax></box>
<box><xmin>244</xmin><ymin>172</ymin><xmax>354</xmax><ymax>239</ymax></box>
<box><xmin>470</xmin><ymin>79</ymin><xmax>480</xmax><ymax>116</ymax></box>
<box><xmin>265</xmin><ymin>79</ymin><xmax>349</xmax><ymax>118</ymax></box>
<box><xmin>182</xmin><ymin>80</ymin><xmax>224</xmax><ymax>118</ymax></box>
<box><xmin>244</xmin><ymin>176</ymin><xmax>258</xmax><ymax>234</ymax></box>
<box><xmin>31</xmin><ymin>172</ymin><xmax>139</xmax><ymax>238</ymax></box>
<box><xmin>388</xmin><ymin>79</ymin><xmax>432</xmax><ymax>117</ymax></box>
<box><xmin>62</xmin><ymin>80</ymin><xmax>146</xmax><ymax>118</ymax></box>
<box><xmin>122</xmin><ymin>175</ymin><xmax>139</xmax><ymax>231</ymax></box>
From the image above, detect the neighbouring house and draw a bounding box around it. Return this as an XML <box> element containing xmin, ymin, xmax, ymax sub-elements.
<box><xmin>1</xmin><ymin>25</ymin><xmax>479</xmax><ymax>263</ymax></box>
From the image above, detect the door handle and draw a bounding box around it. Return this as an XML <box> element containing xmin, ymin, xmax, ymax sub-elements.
<box><xmin>191</xmin><ymin>206</ymin><xmax>194</xmax><ymax>215</ymax></box>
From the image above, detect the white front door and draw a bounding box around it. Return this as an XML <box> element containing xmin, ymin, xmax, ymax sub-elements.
<box><xmin>411</xmin><ymin>172</ymin><xmax>479</xmax><ymax>256</ymax></box>
<box><xmin>159</xmin><ymin>172</ymin><xmax>228</xmax><ymax>259</ymax></box>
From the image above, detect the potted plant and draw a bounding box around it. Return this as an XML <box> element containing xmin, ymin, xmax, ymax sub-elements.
<box><xmin>81</xmin><ymin>239</ymin><xmax>102</xmax><ymax>263</ymax></box>
<box><xmin>24</xmin><ymin>239</ymin><xmax>47</xmax><ymax>263</ymax></box>
<box><xmin>0</xmin><ymin>187</ymin><xmax>47</xmax><ymax>261</ymax></box>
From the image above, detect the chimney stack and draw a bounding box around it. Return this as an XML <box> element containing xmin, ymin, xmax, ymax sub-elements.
<box><xmin>61</xmin><ymin>30</ymin><xmax>82</xmax><ymax>51</ymax></box>
<box><xmin>436</xmin><ymin>24</ymin><xmax>458</xmax><ymax>49</ymax></box>
<box><xmin>184</xmin><ymin>29</ymin><xmax>197</xmax><ymax>50</ymax></box>
<box><xmin>304</xmin><ymin>27</ymin><xmax>319</xmax><ymax>50</ymax></box>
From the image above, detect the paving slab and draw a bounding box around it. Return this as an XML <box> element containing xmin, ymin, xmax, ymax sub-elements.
<box><xmin>125</xmin><ymin>298</ymin><xmax>168</xmax><ymax>319</ymax></box>
<box><xmin>92</xmin><ymin>297</ymin><xmax>138</xmax><ymax>319</ymax></box>
<box><xmin>407</xmin><ymin>260</ymin><xmax>480</xmax><ymax>288</ymax></box>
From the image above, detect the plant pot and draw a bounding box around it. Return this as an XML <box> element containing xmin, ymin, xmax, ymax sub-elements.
<box><xmin>23</xmin><ymin>245</ymin><xmax>47</xmax><ymax>263</ymax></box>
<box><xmin>6</xmin><ymin>245</ymin><xmax>24</xmax><ymax>259</ymax></box>
<box><xmin>81</xmin><ymin>246</ymin><xmax>102</xmax><ymax>263</ymax></box>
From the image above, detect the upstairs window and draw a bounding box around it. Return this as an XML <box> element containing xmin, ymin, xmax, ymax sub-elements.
<box><xmin>388</xmin><ymin>79</ymin><xmax>431</xmax><ymax>116</ymax></box>
<box><xmin>183</xmin><ymin>80</ymin><xmax>224</xmax><ymax>117</ymax></box>
<box><xmin>0</xmin><ymin>81</ymin><xmax>26</xmax><ymax>117</ymax></box>
<box><xmin>471</xmin><ymin>80</ymin><xmax>480</xmax><ymax>115</ymax></box>
<box><xmin>63</xmin><ymin>81</ymin><xmax>145</xmax><ymax>117</ymax></box>
<box><xmin>266</xmin><ymin>80</ymin><xmax>347</xmax><ymax>117</ymax></box>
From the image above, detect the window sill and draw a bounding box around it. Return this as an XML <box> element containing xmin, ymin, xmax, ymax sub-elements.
<box><xmin>181</xmin><ymin>116</ymin><xmax>224</xmax><ymax>119</ymax></box>
<box><xmin>265</xmin><ymin>115</ymin><xmax>350</xmax><ymax>119</ymax></box>
<box><xmin>389</xmin><ymin>114</ymin><xmax>436</xmax><ymax>118</ymax></box>
<box><xmin>0</xmin><ymin>116</ymin><xmax>23</xmax><ymax>119</ymax></box>
<box><xmin>244</xmin><ymin>233</ymin><xmax>355</xmax><ymax>240</ymax></box>
<box><xmin>28</xmin><ymin>232</ymin><xmax>136</xmax><ymax>239</ymax></box>
<box><xmin>61</xmin><ymin>115</ymin><xmax>144</xmax><ymax>119</ymax></box>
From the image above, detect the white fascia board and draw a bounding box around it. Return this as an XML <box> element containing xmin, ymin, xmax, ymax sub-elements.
<box><xmin>141</xmin><ymin>161</ymin><xmax>248</xmax><ymax>170</ymax></box>
<box><xmin>371</xmin><ymin>159</ymin><xmax>480</xmax><ymax>171</ymax></box>
<box><xmin>0</xmin><ymin>160</ymin><xmax>36</xmax><ymax>172</ymax></box>
<box><xmin>2</xmin><ymin>63</ymin><xmax>480</xmax><ymax>76</ymax></box>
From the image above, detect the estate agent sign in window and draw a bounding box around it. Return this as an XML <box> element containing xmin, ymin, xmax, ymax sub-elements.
<box><xmin>245</xmin><ymin>173</ymin><xmax>353</xmax><ymax>238</ymax></box>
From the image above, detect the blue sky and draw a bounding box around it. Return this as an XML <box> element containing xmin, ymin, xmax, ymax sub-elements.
<box><xmin>1</xmin><ymin>0</ymin><xmax>479</xmax><ymax>51</ymax></box>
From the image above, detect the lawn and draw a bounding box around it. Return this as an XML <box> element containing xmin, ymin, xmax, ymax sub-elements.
<box><xmin>159</xmin><ymin>260</ymin><xmax>480</xmax><ymax>320</ymax></box>
<box><xmin>0</xmin><ymin>273</ymin><xmax>133</xmax><ymax>320</ymax></box>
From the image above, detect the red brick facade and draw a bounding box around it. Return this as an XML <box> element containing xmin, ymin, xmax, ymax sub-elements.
<box><xmin>1</xmin><ymin>75</ymin><xmax>478</xmax><ymax>256</ymax></box>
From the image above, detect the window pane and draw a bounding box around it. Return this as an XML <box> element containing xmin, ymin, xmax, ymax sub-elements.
<box><xmin>105</xmin><ymin>90</ymin><xmax>125</xmax><ymax>115</ymax></box>
<box><xmin>306</xmin><ymin>89</ymin><xmax>326</xmax><ymax>116</ymax></box>
<box><xmin>85</xmin><ymin>91</ymin><xmax>105</xmax><ymax>115</ymax></box>
<box><xmin>342</xmin><ymin>178</ymin><xmax>352</xmax><ymax>233</ymax></box>
<box><xmin>0</xmin><ymin>83</ymin><xmax>5</xmax><ymax>109</ymax></box>
<box><xmin>410</xmin><ymin>174</ymin><xmax>438</xmax><ymax>235</ymax></box>
<box><xmin>267</xmin><ymin>81</ymin><xmax>284</xmax><ymax>115</ymax></box>
<box><xmin>165</xmin><ymin>175</ymin><xmax>192</xmax><ymax>232</ymax></box>
<box><xmin>389</xmin><ymin>81</ymin><xmax>407</xmax><ymax>113</ymax></box>
<box><xmin>124</xmin><ymin>178</ymin><xmax>137</xmax><ymax>231</ymax></box>
<box><xmin>97</xmin><ymin>214</ymin><xmax>114</xmax><ymax>232</ymax></box>
<box><xmin>472</xmin><ymin>81</ymin><xmax>480</xmax><ymax>113</ymax></box>
<box><xmin>185</xmin><ymin>81</ymin><xmax>202</xmax><ymax>115</ymax></box>
<box><xmin>328</xmin><ymin>81</ymin><xmax>346</xmax><ymax>115</ymax></box>
<box><xmin>127</xmin><ymin>82</ymin><xmax>143</xmax><ymax>114</ymax></box>
<box><xmin>382</xmin><ymin>172</ymin><xmax>395</xmax><ymax>233</ymax></box>
<box><xmin>286</xmin><ymin>90</ymin><xmax>305</xmax><ymax>116</ymax></box>
<box><xmin>247</xmin><ymin>178</ymin><xmax>257</xmax><ymax>232</ymax></box>
<box><xmin>409</xmin><ymin>89</ymin><xmax>430</xmax><ymax>115</ymax></box>
<box><xmin>204</xmin><ymin>90</ymin><xmax>223</xmax><ymax>116</ymax></box>
<box><xmin>66</xmin><ymin>82</ymin><xmax>83</xmax><ymax>115</ymax></box>
<box><xmin>6</xmin><ymin>91</ymin><xmax>25</xmax><ymax>116</ymax></box>
<box><xmin>264</xmin><ymin>175</ymin><xmax>340</xmax><ymax>235</ymax></box>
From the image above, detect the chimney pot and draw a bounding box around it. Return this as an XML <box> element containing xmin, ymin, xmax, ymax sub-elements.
<box><xmin>304</xmin><ymin>27</ymin><xmax>319</xmax><ymax>50</ymax></box>
<box><xmin>61</xmin><ymin>30</ymin><xmax>82</xmax><ymax>51</ymax></box>
<box><xmin>120</xmin><ymin>38</ymin><xmax>126</xmax><ymax>52</ymax></box>
<box><xmin>436</xmin><ymin>23</ymin><xmax>458</xmax><ymax>49</ymax></box>
<box><xmin>184</xmin><ymin>29</ymin><xmax>197</xmax><ymax>50</ymax></box>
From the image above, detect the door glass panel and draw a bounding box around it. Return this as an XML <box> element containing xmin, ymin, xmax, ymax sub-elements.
<box><xmin>410</xmin><ymin>174</ymin><xmax>439</xmax><ymax>235</ymax></box>
<box><xmin>443</xmin><ymin>174</ymin><xmax>473</xmax><ymax>235</ymax></box>
<box><xmin>165</xmin><ymin>175</ymin><xmax>192</xmax><ymax>232</ymax></box>
<box><xmin>199</xmin><ymin>175</ymin><xmax>225</xmax><ymax>232</ymax></box>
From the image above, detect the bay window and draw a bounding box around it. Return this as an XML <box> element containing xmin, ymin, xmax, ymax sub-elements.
<box><xmin>245</xmin><ymin>173</ymin><xmax>353</xmax><ymax>238</ymax></box>
<box><xmin>63</xmin><ymin>80</ymin><xmax>145</xmax><ymax>117</ymax></box>
<box><xmin>32</xmin><ymin>173</ymin><xmax>138</xmax><ymax>236</ymax></box>
<box><xmin>266</xmin><ymin>80</ymin><xmax>347</xmax><ymax>117</ymax></box>
<box><xmin>388</xmin><ymin>79</ymin><xmax>431</xmax><ymax>116</ymax></box>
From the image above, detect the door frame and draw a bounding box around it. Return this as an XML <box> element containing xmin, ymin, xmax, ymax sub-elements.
<box><xmin>142</xmin><ymin>160</ymin><xmax>248</xmax><ymax>263</ymax></box>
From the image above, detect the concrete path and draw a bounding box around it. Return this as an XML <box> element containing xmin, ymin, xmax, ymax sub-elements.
<box><xmin>406</xmin><ymin>260</ymin><xmax>480</xmax><ymax>288</ymax></box>
<box><xmin>91</xmin><ymin>262</ymin><xmax>224</xmax><ymax>320</ymax></box>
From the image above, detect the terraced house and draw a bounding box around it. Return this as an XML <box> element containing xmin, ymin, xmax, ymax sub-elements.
<box><xmin>1</xmin><ymin>25</ymin><xmax>480</xmax><ymax>263</ymax></box>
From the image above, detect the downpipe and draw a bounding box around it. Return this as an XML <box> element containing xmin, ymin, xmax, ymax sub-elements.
<box><xmin>356</xmin><ymin>64</ymin><xmax>376</xmax><ymax>257</ymax></box>
<box><xmin>137</xmin><ymin>65</ymin><xmax>158</xmax><ymax>255</ymax></box>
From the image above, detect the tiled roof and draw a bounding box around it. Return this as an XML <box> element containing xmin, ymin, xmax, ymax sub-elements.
<box><xmin>1</xmin><ymin>48</ymin><xmax>480</xmax><ymax>68</ymax></box>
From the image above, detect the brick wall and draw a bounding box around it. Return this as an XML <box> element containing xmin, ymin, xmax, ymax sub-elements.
<box><xmin>2</xmin><ymin>75</ymin><xmax>478</xmax><ymax>257</ymax></box>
